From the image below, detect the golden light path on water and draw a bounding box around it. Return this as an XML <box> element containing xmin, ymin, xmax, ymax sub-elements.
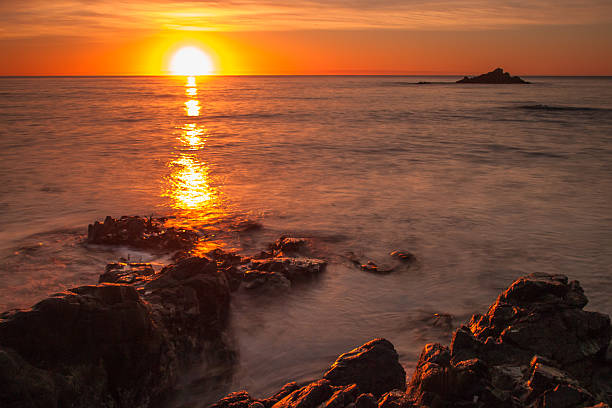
<box><xmin>163</xmin><ymin>75</ymin><xmax>226</xmax><ymax>253</ymax></box>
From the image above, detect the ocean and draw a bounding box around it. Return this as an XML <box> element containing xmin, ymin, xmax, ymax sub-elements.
<box><xmin>1</xmin><ymin>75</ymin><xmax>612</xmax><ymax>406</ymax></box>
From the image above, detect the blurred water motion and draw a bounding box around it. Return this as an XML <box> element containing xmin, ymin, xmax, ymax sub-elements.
<box><xmin>1</xmin><ymin>75</ymin><xmax>612</xmax><ymax>407</ymax></box>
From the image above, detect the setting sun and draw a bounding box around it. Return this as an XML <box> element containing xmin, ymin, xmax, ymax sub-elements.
<box><xmin>169</xmin><ymin>46</ymin><xmax>214</xmax><ymax>76</ymax></box>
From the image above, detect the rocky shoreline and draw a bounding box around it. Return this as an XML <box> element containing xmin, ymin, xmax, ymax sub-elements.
<box><xmin>1</xmin><ymin>216</ymin><xmax>611</xmax><ymax>408</ymax></box>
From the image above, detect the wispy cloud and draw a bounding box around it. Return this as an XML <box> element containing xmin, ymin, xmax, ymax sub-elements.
<box><xmin>2</xmin><ymin>0</ymin><xmax>612</xmax><ymax>39</ymax></box>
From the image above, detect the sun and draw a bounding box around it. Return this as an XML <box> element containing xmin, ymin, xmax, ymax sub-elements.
<box><xmin>170</xmin><ymin>46</ymin><xmax>214</xmax><ymax>76</ymax></box>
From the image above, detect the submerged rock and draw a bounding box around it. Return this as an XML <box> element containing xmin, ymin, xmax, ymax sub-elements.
<box><xmin>457</xmin><ymin>68</ymin><xmax>529</xmax><ymax>84</ymax></box>
<box><xmin>87</xmin><ymin>215</ymin><xmax>199</xmax><ymax>252</ymax></box>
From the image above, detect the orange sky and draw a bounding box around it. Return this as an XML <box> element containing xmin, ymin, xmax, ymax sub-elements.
<box><xmin>1</xmin><ymin>1</ymin><xmax>611</xmax><ymax>75</ymax></box>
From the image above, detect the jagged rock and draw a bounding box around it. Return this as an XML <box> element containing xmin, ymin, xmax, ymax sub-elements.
<box><xmin>354</xmin><ymin>393</ymin><xmax>378</xmax><ymax>408</ymax></box>
<box><xmin>0</xmin><ymin>256</ymin><xmax>234</xmax><ymax>408</ymax></box>
<box><xmin>272</xmin><ymin>379</ymin><xmax>335</xmax><ymax>408</ymax></box>
<box><xmin>408</xmin><ymin>273</ymin><xmax>612</xmax><ymax>407</ymax></box>
<box><xmin>269</xmin><ymin>237</ymin><xmax>310</xmax><ymax>257</ymax></box>
<box><xmin>260</xmin><ymin>382</ymin><xmax>301</xmax><ymax>408</ymax></box>
<box><xmin>378</xmin><ymin>390</ymin><xmax>413</xmax><ymax>408</ymax></box>
<box><xmin>323</xmin><ymin>383</ymin><xmax>360</xmax><ymax>408</ymax></box>
<box><xmin>87</xmin><ymin>215</ymin><xmax>198</xmax><ymax>252</ymax></box>
<box><xmin>243</xmin><ymin>270</ymin><xmax>291</xmax><ymax>291</ymax></box>
<box><xmin>457</xmin><ymin>68</ymin><xmax>529</xmax><ymax>84</ymax></box>
<box><xmin>249</xmin><ymin>257</ymin><xmax>326</xmax><ymax>282</ymax></box>
<box><xmin>323</xmin><ymin>338</ymin><xmax>406</xmax><ymax>397</ymax></box>
<box><xmin>99</xmin><ymin>262</ymin><xmax>155</xmax><ymax>285</ymax></box>
<box><xmin>210</xmin><ymin>390</ymin><xmax>254</xmax><ymax>408</ymax></box>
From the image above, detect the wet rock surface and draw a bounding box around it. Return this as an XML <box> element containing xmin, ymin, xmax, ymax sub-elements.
<box><xmin>457</xmin><ymin>68</ymin><xmax>529</xmax><ymax>84</ymax></box>
<box><xmin>0</xmin><ymin>225</ymin><xmax>331</xmax><ymax>407</ymax></box>
<box><xmin>212</xmin><ymin>340</ymin><xmax>404</xmax><ymax>408</ymax></box>
<box><xmin>87</xmin><ymin>215</ymin><xmax>199</xmax><ymax>252</ymax></box>
<box><xmin>212</xmin><ymin>273</ymin><xmax>612</xmax><ymax>408</ymax></box>
<box><xmin>0</xmin><ymin>255</ymin><xmax>233</xmax><ymax>408</ymax></box>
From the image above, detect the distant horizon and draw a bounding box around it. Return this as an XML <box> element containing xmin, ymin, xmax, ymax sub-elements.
<box><xmin>2</xmin><ymin>73</ymin><xmax>612</xmax><ymax>78</ymax></box>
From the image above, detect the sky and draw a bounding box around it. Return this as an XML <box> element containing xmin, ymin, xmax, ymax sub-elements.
<box><xmin>1</xmin><ymin>0</ymin><xmax>611</xmax><ymax>75</ymax></box>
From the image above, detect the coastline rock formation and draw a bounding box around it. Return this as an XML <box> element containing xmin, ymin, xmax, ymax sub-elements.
<box><xmin>211</xmin><ymin>273</ymin><xmax>612</xmax><ymax>408</ymax></box>
<box><xmin>457</xmin><ymin>68</ymin><xmax>529</xmax><ymax>84</ymax></box>
<box><xmin>0</xmin><ymin>256</ymin><xmax>234</xmax><ymax>408</ymax></box>
<box><xmin>87</xmin><ymin>215</ymin><xmax>199</xmax><ymax>252</ymax></box>
<box><xmin>0</xmin><ymin>222</ymin><xmax>328</xmax><ymax>408</ymax></box>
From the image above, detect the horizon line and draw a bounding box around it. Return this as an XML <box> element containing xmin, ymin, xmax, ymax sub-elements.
<box><xmin>2</xmin><ymin>74</ymin><xmax>612</xmax><ymax>78</ymax></box>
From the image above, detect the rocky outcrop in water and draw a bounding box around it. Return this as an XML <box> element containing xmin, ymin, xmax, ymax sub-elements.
<box><xmin>457</xmin><ymin>68</ymin><xmax>529</xmax><ymax>84</ymax></box>
<box><xmin>0</xmin><ymin>227</ymin><xmax>330</xmax><ymax>407</ymax></box>
<box><xmin>0</xmin><ymin>256</ymin><xmax>234</xmax><ymax>408</ymax></box>
<box><xmin>210</xmin><ymin>339</ymin><xmax>406</xmax><ymax>408</ymax></box>
<box><xmin>87</xmin><ymin>215</ymin><xmax>199</xmax><ymax>252</ymax></box>
<box><xmin>211</xmin><ymin>273</ymin><xmax>612</xmax><ymax>408</ymax></box>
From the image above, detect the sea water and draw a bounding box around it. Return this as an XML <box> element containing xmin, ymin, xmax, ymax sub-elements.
<box><xmin>1</xmin><ymin>75</ymin><xmax>612</xmax><ymax>405</ymax></box>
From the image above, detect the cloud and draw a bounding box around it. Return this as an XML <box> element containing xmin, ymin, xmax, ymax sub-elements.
<box><xmin>2</xmin><ymin>0</ymin><xmax>612</xmax><ymax>39</ymax></box>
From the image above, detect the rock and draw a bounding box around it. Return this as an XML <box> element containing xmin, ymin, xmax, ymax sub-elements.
<box><xmin>408</xmin><ymin>273</ymin><xmax>612</xmax><ymax>407</ymax></box>
<box><xmin>249</xmin><ymin>257</ymin><xmax>326</xmax><ymax>282</ymax></box>
<box><xmin>145</xmin><ymin>257</ymin><xmax>232</xmax><ymax>345</ymax></box>
<box><xmin>210</xmin><ymin>390</ymin><xmax>254</xmax><ymax>408</ymax></box>
<box><xmin>269</xmin><ymin>237</ymin><xmax>310</xmax><ymax>257</ymax></box>
<box><xmin>87</xmin><ymin>215</ymin><xmax>199</xmax><ymax>252</ymax></box>
<box><xmin>243</xmin><ymin>270</ymin><xmax>291</xmax><ymax>291</ymax></box>
<box><xmin>260</xmin><ymin>382</ymin><xmax>301</xmax><ymax>408</ymax></box>
<box><xmin>0</xmin><ymin>283</ymin><xmax>168</xmax><ymax>407</ymax></box>
<box><xmin>323</xmin><ymin>383</ymin><xmax>360</xmax><ymax>408</ymax></box>
<box><xmin>377</xmin><ymin>390</ymin><xmax>413</xmax><ymax>408</ymax></box>
<box><xmin>354</xmin><ymin>393</ymin><xmax>377</xmax><ymax>408</ymax></box>
<box><xmin>323</xmin><ymin>338</ymin><xmax>406</xmax><ymax>397</ymax></box>
<box><xmin>0</xmin><ymin>256</ymin><xmax>234</xmax><ymax>408</ymax></box>
<box><xmin>360</xmin><ymin>261</ymin><xmax>395</xmax><ymax>274</ymax></box>
<box><xmin>99</xmin><ymin>262</ymin><xmax>155</xmax><ymax>285</ymax></box>
<box><xmin>456</xmin><ymin>68</ymin><xmax>529</xmax><ymax>84</ymax></box>
<box><xmin>272</xmin><ymin>379</ymin><xmax>335</xmax><ymax>408</ymax></box>
<box><xmin>389</xmin><ymin>251</ymin><xmax>416</xmax><ymax>264</ymax></box>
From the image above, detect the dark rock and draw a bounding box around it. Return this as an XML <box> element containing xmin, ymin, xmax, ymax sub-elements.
<box><xmin>249</xmin><ymin>257</ymin><xmax>326</xmax><ymax>282</ymax></box>
<box><xmin>269</xmin><ymin>237</ymin><xmax>310</xmax><ymax>257</ymax></box>
<box><xmin>359</xmin><ymin>261</ymin><xmax>394</xmax><ymax>274</ymax></box>
<box><xmin>210</xmin><ymin>390</ymin><xmax>254</xmax><ymax>408</ymax></box>
<box><xmin>87</xmin><ymin>215</ymin><xmax>199</xmax><ymax>252</ymax></box>
<box><xmin>0</xmin><ymin>256</ymin><xmax>234</xmax><ymax>408</ymax></box>
<box><xmin>99</xmin><ymin>262</ymin><xmax>155</xmax><ymax>285</ymax></box>
<box><xmin>538</xmin><ymin>384</ymin><xmax>594</xmax><ymax>408</ymax></box>
<box><xmin>323</xmin><ymin>338</ymin><xmax>406</xmax><ymax>397</ymax></box>
<box><xmin>354</xmin><ymin>393</ymin><xmax>377</xmax><ymax>408</ymax></box>
<box><xmin>408</xmin><ymin>273</ymin><xmax>612</xmax><ymax>407</ymax></box>
<box><xmin>377</xmin><ymin>390</ymin><xmax>413</xmax><ymax>408</ymax></box>
<box><xmin>272</xmin><ymin>379</ymin><xmax>335</xmax><ymax>408</ymax></box>
<box><xmin>323</xmin><ymin>383</ymin><xmax>360</xmax><ymax>408</ymax></box>
<box><xmin>243</xmin><ymin>270</ymin><xmax>291</xmax><ymax>291</ymax></box>
<box><xmin>456</xmin><ymin>68</ymin><xmax>529</xmax><ymax>84</ymax></box>
<box><xmin>389</xmin><ymin>251</ymin><xmax>416</xmax><ymax>264</ymax></box>
<box><xmin>261</xmin><ymin>382</ymin><xmax>301</xmax><ymax>408</ymax></box>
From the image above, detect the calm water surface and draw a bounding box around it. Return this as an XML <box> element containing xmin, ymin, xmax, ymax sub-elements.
<box><xmin>1</xmin><ymin>76</ymin><xmax>612</xmax><ymax>406</ymax></box>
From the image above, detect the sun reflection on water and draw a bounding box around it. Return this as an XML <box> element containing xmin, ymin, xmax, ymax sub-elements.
<box><xmin>163</xmin><ymin>76</ymin><xmax>228</xmax><ymax>252</ymax></box>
